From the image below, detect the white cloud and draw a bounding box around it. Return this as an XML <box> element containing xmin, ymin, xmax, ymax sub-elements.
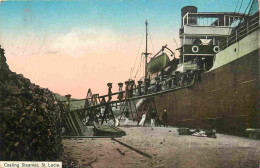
<box><xmin>51</xmin><ymin>28</ymin><xmax>120</xmax><ymax>57</ymax></box>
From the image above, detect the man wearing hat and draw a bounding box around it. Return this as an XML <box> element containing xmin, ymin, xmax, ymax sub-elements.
<box><xmin>137</xmin><ymin>81</ymin><xmax>143</xmax><ymax>96</ymax></box>
<box><xmin>162</xmin><ymin>108</ymin><xmax>168</xmax><ymax>127</ymax></box>
<box><xmin>107</xmin><ymin>83</ymin><xmax>112</xmax><ymax>102</ymax></box>
<box><xmin>117</xmin><ymin>83</ymin><xmax>123</xmax><ymax>100</ymax></box>
<box><xmin>124</xmin><ymin>109</ymin><xmax>130</xmax><ymax>126</ymax></box>
<box><xmin>129</xmin><ymin>80</ymin><xmax>135</xmax><ymax>98</ymax></box>
<box><xmin>150</xmin><ymin>108</ymin><xmax>156</xmax><ymax>130</ymax></box>
<box><xmin>124</xmin><ymin>81</ymin><xmax>129</xmax><ymax>99</ymax></box>
<box><xmin>138</xmin><ymin>112</ymin><xmax>146</xmax><ymax>126</ymax></box>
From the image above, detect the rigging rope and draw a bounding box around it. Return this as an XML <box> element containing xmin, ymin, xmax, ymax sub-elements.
<box><xmin>148</xmin><ymin>26</ymin><xmax>155</xmax><ymax>56</ymax></box>
<box><xmin>130</xmin><ymin>27</ymin><xmax>146</xmax><ymax>79</ymax></box>
<box><xmin>142</xmin><ymin>55</ymin><xmax>145</xmax><ymax>79</ymax></box>
<box><xmin>234</xmin><ymin>0</ymin><xmax>240</xmax><ymax>13</ymax></box>
<box><xmin>227</xmin><ymin>0</ymin><xmax>246</xmax><ymax>36</ymax></box>
<box><xmin>243</xmin><ymin>0</ymin><xmax>254</xmax><ymax>14</ymax></box>
<box><xmin>133</xmin><ymin>22</ymin><xmax>155</xmax><ymax>80</ymax></box>
<box><xmin>134</xmin><ymin>53</ymin><xmax>144</xmax><ymax>80</ymax></box>
<box><xmin>236</xmin><ymin>0</ymin><xmax>254</xmax><ymax>27</ymax></box>
<box><xmin>238</xmin><ymin>0</ymin><xmax>244</xmax><ymax>13</ymax></box>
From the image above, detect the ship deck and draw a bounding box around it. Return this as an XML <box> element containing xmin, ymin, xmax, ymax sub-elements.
<box><xmin>62</xmin><ymin>122</ymin><xmax>260</xmax><ymax>168</ymax></box>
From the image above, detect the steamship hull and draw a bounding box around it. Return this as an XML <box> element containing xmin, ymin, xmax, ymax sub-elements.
<box><xmin>155</xmin><ymin>48</ymin><xmax>259</xmax><ymax>136</ymax></box>
<box><xmin>150</xmin><ymin>1</ymin><xmax>260</xmax><ymax>136</ymax></box>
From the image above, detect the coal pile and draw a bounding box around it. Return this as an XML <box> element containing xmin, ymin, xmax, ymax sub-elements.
<box><xmin>0</xmin><ymin>46</ymin><xmax>63</xmax><ymax>160</ymax></box>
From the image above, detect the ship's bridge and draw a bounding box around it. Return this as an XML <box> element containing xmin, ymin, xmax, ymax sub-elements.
<box><xmin>178</xmin><ymin>6</ymin><xmax>248</xmax><ymax>72</ymax></box>
<box><xmin>180</xmin><ymin>12</ymin><xmax>247</xmax><ymax>38</ymax></box>
<box><xmin>180</xmin><ymin>11</ymin><xmax>247</xmax><ymax>50</ymax></box>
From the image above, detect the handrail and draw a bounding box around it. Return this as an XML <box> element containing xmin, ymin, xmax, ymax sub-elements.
<box><xmin>219</xmin><ymin>14</ymin><xmax>259</xmax><ymax>50</ymax></box>
<box><xmin>73</xmin><ymin>84</ymin><xmax>194</xmax><ymax>111</ymax></box>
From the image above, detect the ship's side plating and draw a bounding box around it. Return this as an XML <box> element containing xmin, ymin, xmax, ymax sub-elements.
<box><xmin>154</xmin><ymin>2</ymin><xmax>259</xmax><ymax>135</ymax></box>
<box><xmin>155</xmin><ymin>48</ymin><xmax>258</xmax><ymax>135</ymax></box>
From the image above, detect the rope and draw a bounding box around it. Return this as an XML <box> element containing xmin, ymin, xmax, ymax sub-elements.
<box><xmin>238</xmin><ymin>0</ymin><xmax>244</xmax><ymax>13</ymax></box>
<box><xmin>236</xmin><ymin>0</ymin><xmax>254</xmax><ymax>27</ymax></box>
<box><xmin>148</xmin><ymin>26</ymin><xmax>155</xmax><ymax>56</ymax></box>
<box><xmin>130</xmin><ymin>28</ymin><xmax>145</xmax><ymax>79</ymax></box>
<box><xmin>133</xmin><ymin>23</ymin><xmax>155</xmax><ymax>80</ymax></box>
<box><xmin>143</xmin><ymin>55</ymin><xmax>145</xmax><ymax>79</ymax></box>
<box><xmin>234</xmin><ymin>0</ymin><xmax>240</xmax><ymax>13</ymax></box>
<box><xmin>243</xmin><ymin>0</ymin><xmax>254</xmax><ymax>15</ymax></box>
<box><xmin>133</xmin><ymin>53</ymin><xmax>144</xmax><ymax>80</ymax></box>
<box><xmin>130</xmin><ymin>30</ymin><xmax>145</xmax><ymax>78</ymax></box>
<box><xmin>226</xmin><ymin>0</ymin><xmax>245</xmax><ymax>36</ymax></box>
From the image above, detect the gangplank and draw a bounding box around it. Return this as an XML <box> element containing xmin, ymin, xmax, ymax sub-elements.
<box><xmin>58</xmin><ymin>79</ymin><xmax>195</xmax><ymax>136</ymax></box>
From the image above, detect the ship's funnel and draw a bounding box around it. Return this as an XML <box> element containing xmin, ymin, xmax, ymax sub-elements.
<box><xmin>181</xmin><ymin>6</ymin><xmax>197</xmax><ymax>26</ymax></box>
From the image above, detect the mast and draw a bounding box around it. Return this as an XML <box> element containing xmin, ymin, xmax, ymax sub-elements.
<box><xmin>144</xmin><ymin>20</ymin><xmax>148</xmax><ymax>80</ymax></box>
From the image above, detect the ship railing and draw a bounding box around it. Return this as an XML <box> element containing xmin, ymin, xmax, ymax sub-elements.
<box><xmin>64</xmin><ymin>72</ymin><xmax>200</xmax><ymax>105</ymax></box>
<box><xmin>219</xmin><ymin>13</ymin><xmax>259</xmax><ymax>50</ymax></box>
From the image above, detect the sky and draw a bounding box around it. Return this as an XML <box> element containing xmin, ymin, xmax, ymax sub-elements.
<box><xmin>0</xmin><ymin>0</ymin><xmax>253</xmax><ymax>98</ymax></box>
